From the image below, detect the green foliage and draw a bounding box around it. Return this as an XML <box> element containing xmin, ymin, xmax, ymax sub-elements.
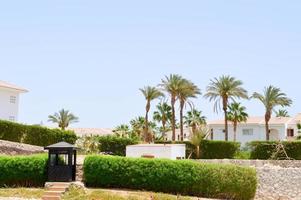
<box><xmin>0</xmin><ymin>120</ymin><xmax>77</xmax><ymax>146</ymax></box>
<box><xmin>155</xmin><ymin>140</ymin><xmax>240</xmax><ymax>159</ymax></box>
<box><xmin>84</xmin><ymin>155</ymin><xmax>257</xmax><ymax>200</ymax></box>
<box><xmin>76</xmin><ymin>135</ymin><xmax>100</xmax><ymax>154</ymax></box>
<box><xmin>200</xmin><ymin>140</ymin><xmax>240</xmax><ymax>159</ymax></box>
<box><xmin>0</xmin><ymin>154</ymin><xmax>47</xmax><ymax>187</ymax></box>
<box><xmin>98</xmin><ymin>135</ymin><xmax>139</xmax><ymax>156</ymax></box>
<box><xmin>248</xmin><ymin>141</ymin><xmax>301</xmax><ymax>160</ymax></box>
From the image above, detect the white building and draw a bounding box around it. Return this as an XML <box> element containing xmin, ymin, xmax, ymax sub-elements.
<box><xmin>0</xmin><ymin>80</ymin><xmax>28</xmax><ymax>122</ymax></box>
<box><xmin>165</xmin><ymin>114</ymin><xmax>301</xmax><ymax>145</ymax></box>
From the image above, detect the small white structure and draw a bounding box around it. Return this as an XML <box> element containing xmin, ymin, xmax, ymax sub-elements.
<box><xmin>0</xmin><ymin>80</ymin><xmax>28</xmax><ymax>122</ymax></box>
<box><xmin>126</xmin><ymin>144</ymin><xmax>186</xmax><ymax>160</ymax></box>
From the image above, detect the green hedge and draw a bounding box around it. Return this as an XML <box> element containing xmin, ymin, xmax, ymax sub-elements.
<box><xmin>200</xmin><ymin>140</ymin><xmax>240</xmax><ymax>159</ymax></box>
<box><xmin>84</xmin><ymin>155</ymin><xmax>257</xmax><ymax>200</ymax></box>
<box><xmin>248</xmin><ymin>141</ymin><xmax>301</xmax><ymax>160</ymax></box>
<box><xmin>0</xmin><ymin>120</ymin><xmax>77</xmax><ymax>146</ymax></box>
<box><xmin>0</xmin><ymin>154</ymin><xmax>47</xmax><ymax>187</ymax></box>
<box><xmin>155</xmin><ymin>140</ymin><xmax>240</xmax><ymax>159</ymax></box>
<box><xmin>98</xmin><ymin>135</ymin><xmax>139</xmax><ymax>156</ymax></box>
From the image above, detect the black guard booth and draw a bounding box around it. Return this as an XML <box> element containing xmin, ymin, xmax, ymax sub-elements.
<box><xmin>44</xmin><ymin>142</ymin><xmax>77</xmax><ymax>182</ymax></box>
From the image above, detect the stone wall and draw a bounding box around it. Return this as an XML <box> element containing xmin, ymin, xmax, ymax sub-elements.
<box><xmin>198</xmin><ymin>159</ymin><xmax>301</xmax><ymax>168</ymax></box>
<box><xmin>0</xmin><ymin>139</ymin><xmax>45</xmax><ymax>155</ymax></box>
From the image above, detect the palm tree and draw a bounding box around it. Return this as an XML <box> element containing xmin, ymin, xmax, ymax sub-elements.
<box><xmin>227</xmin><ymin>102</ymin><xmax>248</xmax><ymax>142</ymax></box>
<box><xmin>204</xmin><ymin>75</ymin><xmax>248</xmax><ymax>141</ymax></box>
<box><xmin>252</xmin><ymin>86</ymin><xmax>292</xmax><ymax>140</ymax></box>
<box><xmin>130</xmin><ymin>116</ymin><xmax>145</xmax><ymax>138</ymax></box>
<box><xmin>48</xmin><ymin>109</ymin><xmax>79</xmax><ymax>130</ymax></box>
<box><xmin>153</xmin><ymin>102</ymin><xmax>172</xmax><ymax>138</ymax></box>
<box><xmin>140</xmin><ymin>86</ymin><xmax>164</xmax><ymax>142</ymax></box>
<box><xmin>189</xmin><ymin>126</ymin><xmax>210</xmax><ymax>159</ymax></box>
<box><xmin>160</xmin><ymin>74</ymin><xmax>185</xmax><ymax>141</ymax></box>
<box><xmin>184</xmin><ymin>109</ymin><xmax>206</xmax><ymax>135</ymax></box>
<box><xmin>113</xmin><ymin>124</ymin><xmax>130</xmax><ymax>137</ymax></box>
<box><xmin>275</xmin><ymin>109</ymin><xmax>290</xmax><ymax>117</ymax></box>
<box><xmin>178</xmin><ymin>80</ymin><xmax>201</xmax><ymax>141</ymax></box>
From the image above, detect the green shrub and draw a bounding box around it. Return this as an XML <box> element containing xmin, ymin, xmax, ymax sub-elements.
<box><xmin>155</xmin><ymin>140</ymin><xmax>240</xmax><ymax>159</ymax></box>
<box><xmin>248</xmin><ymin>141</ymin><xmax>301</xmax><ymax>160</ymax></box>
<box><xmin>0</xmin><ymin>120</ymin><xmax>77</xmax><ymax>146</ymax></box>
<box><xmin>0</xmin><ymin>154</ymin><xmax>47</xmax><ymax>187</ymax></box>
<box><xmin>200</xmin><ymin>140</ymin><xmax>240</xmax><ymax>159</ymax></box>
<box><xmin>84</xmin><ymin>155</ymin><xmax>257</xmax><ymax>200</ymax></box>
<box><xmin>98</xmin><ymin>135</ymin><xmax>138</xmax><ymax>156</ymax></box>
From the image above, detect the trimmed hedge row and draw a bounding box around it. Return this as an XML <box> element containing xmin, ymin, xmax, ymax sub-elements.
<box><xmin>0</xmin><ymin>120</ymin><xmax>77</xmax><ymax>146</ymax></box>
<box><xmin>155</xmin><ymin>140</ymin><xmax>240</xmax><ymax>159</ymax></box>
<box><xmin>98</xmin><ymin>135</ymin><xmax>139</xmax><ymax>156</ymax></box>
<box><xmin>84</xmin><ymin>155</ymin><xmax>257</xmax><ymax>200</ymax></box>
<box><xmin>0</xmin><ymin>154</ymin><xmax>47</xmax><ymax>187</ymax></box>
<box><xmin>248</xmin><ymin>141</ymin><xmax>301</xmax><ymax>160</ymax></box>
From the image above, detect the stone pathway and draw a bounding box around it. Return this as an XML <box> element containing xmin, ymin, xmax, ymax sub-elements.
<box><xmin>42</xmin><ymin>182</ymin><xmax>70</xmax><ymax>200</ymax></box>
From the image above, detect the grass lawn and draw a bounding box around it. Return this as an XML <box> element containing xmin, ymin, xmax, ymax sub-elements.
<box><xmin>62</xmin><ymin>186</ymin><xmax>198</xmax><ymax>200</ymax></box>
<box><xmin>0</xmin><ymin>188</ymin><xmax>44</xmax><ymax>198</ymax></box>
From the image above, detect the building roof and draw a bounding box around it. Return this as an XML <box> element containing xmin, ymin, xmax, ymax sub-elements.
<box><xmin>0</xmin><ymin>80</ymin><xmax>28</xmax><ymax>92</ymax></box>
<box><xmin>208</xmin><ymin>116</ymin><xmax>292</xmax><ymax>125</ymax></box>
<box><xmin>67</xmin><ymin>127</ymin><xmax>114</xmax><ymax>137</ymax></box>
<box><xmin>44</xmin><ymin>141</ymin><xmax>76</xmax><ymax>149</ymax></box>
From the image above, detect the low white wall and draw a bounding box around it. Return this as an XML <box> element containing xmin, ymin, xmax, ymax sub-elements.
<box><xmin>126</xmin><ymin>144</ymin><xmax>186</xmax><ymax>160</ymax></box>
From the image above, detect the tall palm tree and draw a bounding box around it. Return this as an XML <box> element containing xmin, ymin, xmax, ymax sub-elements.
<box><xmin>227</xmin><ymin>102</ymin><xmax>248</xmax><ymax>142</ymax></box>
<box><xmin>252</xmin><ymin>86</ymin><xmax>292</xmax><ymax>140</ymax></box>
<box><xmin>160</xmin><ymin>74</ymin><xmax>185</xmax><ymax>141</ymax></box>
<box><xmin>184</xmin><ymin>109</ymin><xmax>206</xmax><ymax>135</ymax></box>
<box><xmin>204</xmin><ymin>75</ymin><xmax>248</xmax><ymax>141</ymax></box>
<box><xmin>275</xmin><ymin>109</ymin><xmax>290</xmax><ymax>117</ymax></box>
<box><xmin>140</xmin><ymin>86</ymin><xmax>164</xmax><ymax>142</ymax></box>
<box><xmin>153</xmin><ymin>102</ymin><xmax>172</xmax><ymax>138</ymax></box>
<box><xmin>48</xmin><ymin>109</ymin><xmax>79</xmax><ymax>130</ymax></box>
<box><xmin>178</xmin><ymin>80</ymin><xmax>201</xmax><ymax>141</ymax></box>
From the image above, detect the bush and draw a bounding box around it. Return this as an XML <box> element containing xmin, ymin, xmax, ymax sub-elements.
<box><xmin>84</xmin><ymin>155</ymin><xmax>257</xmax><ymax>200</ymax></box>
<box><xmin>200</xmin><ymin>140</ymin><xmax>240</xmax><ymax>159</ymax></box>
<box><xmin>98</xmin><ymin>135</ymin><xmax>138</xmax><ymax>156</ymax></box>
<box><xmin>0</xmin><ymin>154</ymin><xmax>47</xmax><ymax>187</ymax></box>
<box><xmin>248</xmin><ymin>141</ymin><xmax>301</xmax><ymax>160</ymax></box>
<box><xmin>0</xmin><ymin>120</ymin><xmax>77</xmax><ymax>146</ymax></box>
<box><xmin>155</xmin><ymin>140</ymin><xmax>240</xmax><ymax>159</ymax></box>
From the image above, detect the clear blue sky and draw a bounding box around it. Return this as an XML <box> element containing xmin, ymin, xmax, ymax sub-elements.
<box><xmin>1</xmin><ymin>1</ymin><xmax>301</xmax><ymax>128</ymax></box>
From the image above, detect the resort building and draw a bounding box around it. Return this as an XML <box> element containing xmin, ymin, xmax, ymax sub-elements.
<box><xmin>165</xmin><ymin>114</ymin><xmax>301</xmax><ymax>145</ymax></box>
<box><xmin>0</xmin><ymin>80</ymin><xmax>28</xmax><ymax>122</ymax></box>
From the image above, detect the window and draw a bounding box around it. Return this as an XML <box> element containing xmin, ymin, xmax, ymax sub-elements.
<box><xmin>242</xmin><ymin>129</ymin><xmax>253</xmax><ymax>136</ymax></box>
<box><xmin>9</xmin><ymin>116</ymin><xmax>15</xmax><ymax>121</ymax></box>
<box><xmin>9</xmin><ymin>96</ymin><xmax>16</xmax><ymax>103</ymax></box>
<box><xmin>287</xmin><ymin>129</ymin><xmax>294</xmax><ymax>137</ymax></box>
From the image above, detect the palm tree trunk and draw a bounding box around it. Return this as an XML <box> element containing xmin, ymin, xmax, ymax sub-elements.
<box><xmin>162</xmin><ymin>120</ymin><xmax>166</xmax><ymax>139</ymax></box>
<box><xmin>180</xmin><ymin>100</ymin><xmax>184</xmax><ymax>141</ymax></box>
<box><xmin>171</xmin><ymin>96</ymin><xmax>176</xmax><ymax>141</ymax></box>
<box><xmin>233</xmin><ymin>121</ymin><xmax>237</xmax><ymax>142</ymax></box>
<box><xmin>145</xmin><ymin>101</ymin><xmax>150</xmax><ymax>143</ymax></box>
<box><xmin>196</xmin><ymin>145</ymin><xmax>200</xmax><ymax>159</ymax></box>
<box><xmin>265</xmin><ymin>112</ymin><xmax>271</xmax><ymax>141</ymax></box>
<box><xmin>223</xmin><ymin>97</ymin><xmax>228</xmax><ymax>141</ymax></box>
<box><xmin>192</xmin><ymin>123</ymin><xmax>197</xmax><ymax>135</ymax></box>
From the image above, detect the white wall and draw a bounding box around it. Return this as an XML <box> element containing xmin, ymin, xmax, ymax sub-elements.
<box><xmin>0</xmin><ymin>88</ymin><xmax>20</xmax><ymax>121</ymax></box>
<box><xmin>126</xmin><ymin>144</ymin><xmax>186</xmax><ymax>160</ymax></box>
<box><xmin>209</xmin><ymin>123</ymin><xmax>287</xmax><ymax>146</ymax></box>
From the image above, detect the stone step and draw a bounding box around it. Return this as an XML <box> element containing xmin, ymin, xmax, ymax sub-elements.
<box><xmin>44</xmin><ymin>191</ymin><xmax>64</xmax><ymax>196</ymax></box>
<box><xmin>48</xmin><ymin>187</ymin><xmax>67</xmax><ymax>192</ymax></box>
<box><xmin>41</xmin><ymin>195</ymin><xmax>61</xmax><ymax>200</ymax></box>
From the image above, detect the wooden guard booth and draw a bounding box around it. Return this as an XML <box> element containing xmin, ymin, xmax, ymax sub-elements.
<box><xmin>44</xmin><ymin>142</ymin><xmax>77</xmax><ymax>182</ymax></box>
